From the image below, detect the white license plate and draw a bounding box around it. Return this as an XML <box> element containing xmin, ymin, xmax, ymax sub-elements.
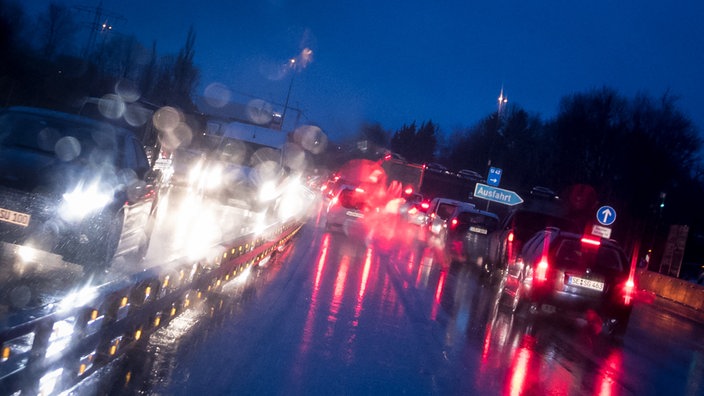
<box><xmin>568</xmin><ymin>276</ymin><xmax>604</xmax><ymax>291</ymax></box>
<box><xmin>0</xmin><ymin>207</ymin><xmax>31</xmax><ymax>227</ymax></box>
<box><xmin>346</xmin><ymin>210</ymin><xmax>364</xmax><ymax>218</ymax></box>
<box><xmin>469</xmin><ymin>226</ymin><xmax>488</xmax><ymax>235</ymax></box>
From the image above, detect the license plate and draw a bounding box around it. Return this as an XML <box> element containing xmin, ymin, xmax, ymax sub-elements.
<box><xmin>0</xmin><ymin>207</ymin><xmax>31</xmax><ymax>227</ymax></box>
<box><xmin>568</xmin><ymin>276</ymin><xmax>604</xmax><ymax>291</ymax></box>
<box><xmin>469</xmin><ymin>226</ymin><xmax>488</xmax><ymax>235</ymax></box>
<box><xmin>346</xmin><ymin>211</ymin><xmax>364</xmax><ymax>218</ymax></box>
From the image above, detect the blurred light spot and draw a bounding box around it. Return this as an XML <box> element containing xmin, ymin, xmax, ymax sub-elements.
<box><xmin>246</xmin><ymin>99</ymin><xmax>274</xmax><ymax>125</ymax></box>
<box><xmin>203</xmin><ymin>83</ymin><xmax>231</xmax><ymax>108</ymax></box>
<box><xmin>98</xmin><ymin>93</ymin><xmax>126</xmax><ymax>120</ymax></box>
<box><xmin>153</xmin><ymin>106</ymin><xmax>182</xmax><ymax>133</ymax></box>
<box><xmin>123</xmin><ymin>103</ymin><xmax>150</xmax><ymax>127</ymax></box>
<box><xmin>293</xmin><ymin>124</ymin><xmax>327</xmax><ymax>154</ymax></box>
<box><xmin>283</xmin><ymin>142</ymin><xmax>307</xmax><ymax>171</ymax></box>
<box><xmin>115</xmin><ymin>79</ymin><xmax>141</xmax><ymax>102</ymax></box>
<box><xmin>54</xmin><ymin>136</ymin><xmax>81</xmax><ymax>161</ymax></box>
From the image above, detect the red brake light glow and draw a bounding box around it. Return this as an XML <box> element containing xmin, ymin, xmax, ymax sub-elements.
<box><xmin>355</xmin><ymin>187</ymin><xmax>365</xmax><ymax>193</ymax></box>
<box><xmin>451</xmin><ymin>218</ymin><xmax>458</xmax><ymax>228</ymax></box>
<box><xmin>404</xmin><ymin>186</ymin><xmax>413</xmax><ymax>195</ymax></box>
<box><xmin>421</xmin><ymin>202</ymin><xmax>430</xmax><ymax>210</ymax></box>
<box><xmin>507</xmin><ymin>231</ymin><xmax>515</xmax><ymax>243</ymax></box>
<box><xmin>622</xmin><ymin>279</ymin><xmax>635</xmax><ymax>305</ymax></box>
<box><xmin>535</xmin><ymin>258</ymin><xmax>549</xmax><ymax>282</ymax></box>
<box><xmin>581</xmin><ymin>236</ymin><xmax>601</xmax><ymax>246</ymax></box>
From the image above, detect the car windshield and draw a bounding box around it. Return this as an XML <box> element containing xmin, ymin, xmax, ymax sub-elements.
<box><xmin>553</xmin><ymin>239</ymin><xmax>626</xmax><ymax>272</ymax></box>
<box><xmin>0</xmin><ymin>112</ymin><xmax>118</xmax><ymax>161</ymax></box>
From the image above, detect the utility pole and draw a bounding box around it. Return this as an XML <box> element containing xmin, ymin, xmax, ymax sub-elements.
<box><xmin>74</xmin><ymin>2</ymin><xmax>125</xmax><ymax>58</ymax></box>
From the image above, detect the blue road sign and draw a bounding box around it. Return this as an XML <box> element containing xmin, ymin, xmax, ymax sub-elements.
<box><xmin>488</xmin><ymin>167</ymin><xmax>502</xmax><ymax>186</ymax></box>
<box><xmin>473</xmin><ymin>183</ymin><xmax>523</xmax><ymax>206</ymax></box>
<box><xmin>596</xmin><ymin>205</ymin><xmax>616</xmax><ymax>226</ymax></box>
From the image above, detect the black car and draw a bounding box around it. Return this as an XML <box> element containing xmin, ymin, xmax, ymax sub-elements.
<box><xmin>443</xmin><ymin>205</ymin><xmax>499</xmax><ymax>267</ymax></box>
<box><xmin>0</xmin><ymin>106</ymin><xmax>159</xmax><ymax>271</ymax></box>
<box><xmin>499</xmin><ymin>227</ymin><xmax>635</xmax><ymax>336</ymax></box>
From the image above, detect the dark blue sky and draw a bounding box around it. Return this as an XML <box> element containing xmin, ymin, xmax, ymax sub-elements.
<box><xmin>33</xmin><ymin>1</ymin><xmax>704</xmax><ymax>140</ymax></box>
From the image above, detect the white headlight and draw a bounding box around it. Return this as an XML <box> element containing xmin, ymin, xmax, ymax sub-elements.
<box><xmin>60</xmin><ymin>182</ymin><xmax>113</xmax><ymax>222</ymax></box>
<box><xmin>258</xmin><ymin>180</ymin><xmax>277</xmax><ymax>202</ymax></box>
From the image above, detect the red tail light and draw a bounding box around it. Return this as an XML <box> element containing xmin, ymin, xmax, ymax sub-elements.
<box><xmin>621</xmin><ymin>278</ymin><xmax>635</xmax><ymax>305</ymax></box>
<box><xmin>404</xmin><ymin>186</ymin><xmax>414</xmax><ymax>195</ymax></box>
<box><xmin>507</xmin><ymin>231</ymin><xmax>515</xmax><ymax>243</ymax></box>
<box><xmin>535</xmin><ymin>257</ymin><xmax>549</xmax><ymax>282</ymax></box>
<box><xmin>420</xmin><ymin>202</ymin><xmax>430</xmax><ymax>210</ymax></box>
<box><xmin>450</xmin><ymin>218</ymin><xmax>458</xmax><ymax>229</ymax></box>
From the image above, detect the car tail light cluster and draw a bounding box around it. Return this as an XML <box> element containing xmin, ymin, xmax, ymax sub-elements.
<box><xmin>534</xmin><ymin>257</ymin><xmax>549</xmax><ymax>283</ymax></box>
<box><xmin>620</xmin><ymin>278</ymin><xmax>635</xmax><ymax>305</ymax></box>
<box><xmin>450</xmin><ymin>218</ymin><xmax>458</xmax><ymax>229</ymax></box>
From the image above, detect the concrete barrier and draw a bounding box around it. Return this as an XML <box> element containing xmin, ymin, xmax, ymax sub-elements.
<box><xmin>637</xmin><ymin>269</ymin><xmax>704</xmax><ymax>311</ymax></box>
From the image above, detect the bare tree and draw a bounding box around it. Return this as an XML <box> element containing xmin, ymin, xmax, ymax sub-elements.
<box><xmin>36</xmin><ymin>2</ymin><xmax>77</xmax><ymax>59</ymax></box>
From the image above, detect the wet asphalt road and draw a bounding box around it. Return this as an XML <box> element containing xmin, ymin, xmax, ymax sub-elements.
<box><xmin>97</xmin><ymin>205</ymin><xmax>704</xmax><ymax>396</ymax></box>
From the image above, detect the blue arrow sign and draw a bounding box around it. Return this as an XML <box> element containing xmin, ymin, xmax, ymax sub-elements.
<box><xmin>488</xmin><ymin>167</ymin><xmax>502</xmax><ymax>187</ymax></box>
<box><xmin>473</xmin><ymin>183</ymin><xmax>523</xmax><ymax>206</ymax></box>
<box><xmin>596</xmin><ymin>205</ymin><xmax>616</xmax><ymax>226</ymax></box>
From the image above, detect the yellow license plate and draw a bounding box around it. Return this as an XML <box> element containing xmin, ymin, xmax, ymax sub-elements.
<box><xmin>568</xmin><ymin>276</ymin><xmax>604</xmax><ymax>291</ymax></box>
<box><xmin>0</xmin><ymin>207</ymin><xmax>31</xmax><ymax>227</ymax></box>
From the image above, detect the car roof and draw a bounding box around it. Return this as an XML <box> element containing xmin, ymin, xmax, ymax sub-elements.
<box><xmin>455</xmin><ymin>206</ymin><xmax>499</xmax><ymax>220</ymax></box>
<box><xmin>432</xmin><ymin>197</ymin><xmax>474</xmax><ymax>206</ymax></box>
<box><xmin>544</xmin><ymin>228</ymin><xmax>624</xmax><ymax>249</ymax></box>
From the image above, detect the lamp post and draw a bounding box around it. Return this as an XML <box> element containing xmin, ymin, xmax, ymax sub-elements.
<box><xmin>281</xmin><ymin>58</ymin><xmax>296</xmax><ymax>128</ymax></box>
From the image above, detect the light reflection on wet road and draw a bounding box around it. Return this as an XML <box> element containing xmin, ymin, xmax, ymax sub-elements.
<box><xmin>103</xmin><ymin>206</ymin><xmax>704</xmax><ymax>396</ymax></box>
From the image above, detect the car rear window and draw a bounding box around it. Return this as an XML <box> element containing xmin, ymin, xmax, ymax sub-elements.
<box><xmin>457</xmin><ymin>212</ymin><xmax>499</xmax><ymax>231</ymax></box>
<box><xmin>553</xmin><ymin>239</ymin><xmax>626</xmax><ymax>272</ymax></box>
<box><xmin>436</xmin><ymin>203</ymin><xmax>457</xmax><ymax>220</ymax></box>
<box><xmin>338</xmin><ymin>188</ymin><xmax>367</xmax><ymax>210</ymax></box>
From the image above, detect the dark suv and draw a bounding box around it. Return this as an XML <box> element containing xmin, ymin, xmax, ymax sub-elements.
<box><xmin>485</xmin><ymin>201</ymin><xmax>579</xmax><ymax>283</ymax></box>
<box><xmin>499</xmin><ymin>228</ymin><xmax>635</xmax><ymax>335</ymax></box>
<box><xmin>0</xmin><ymin>106</ymin><xmax>159</xmax><ymax>271</ymax></box>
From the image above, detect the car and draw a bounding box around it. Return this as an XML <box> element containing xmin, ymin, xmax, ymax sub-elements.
<box><xmin>442</xmin><ymin>205</ymin><xmax>499</xmax><ymax>266</ymax></box>
<box><xmin>484</xmin><ymin>199</ymin><xmax>579</xmax><ymax>283</ymax></box>
<box><xmin>425</xmin><ymin>162</ymin><xmax>449</xmax><ymax>174</ymax></box>
<box><xmin>0</xmin><ymin>106</ymin><xmax>159</xmax><ymax>272</ymax></box>
<box><xmin>324</xmin><ymin>184</ymin><xmax>370</xmax><ymax>236</ymax></box>
<box><xmin>425</xmin><ymin>197</ymin><xmax>477</xmax><ymax>246</ymax></box>
<box><xmin>457</xmin><ymin>169</ymin><xmax>484</xmax><ymax>181</ymax></box>
<box><xmin>498</xmin><ymin>227</ymin><xmax>636</xmax><ymax>336</ymax></box>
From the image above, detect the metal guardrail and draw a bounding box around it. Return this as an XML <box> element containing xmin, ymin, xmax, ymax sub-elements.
<box><xmin>0</xmin><ymin>219</ymin><xmax>303</xmax><ymax>395</ymax></box>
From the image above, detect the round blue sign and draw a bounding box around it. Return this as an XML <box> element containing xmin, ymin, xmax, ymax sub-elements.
<box><xmin>596</xmin><ymin>205</ymin><xmax>616</xmax><ymax>226</ymax></box>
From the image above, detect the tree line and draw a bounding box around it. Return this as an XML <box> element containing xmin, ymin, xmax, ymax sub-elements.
<box><xmin>0</xmin><ymin>1</ymin><xmax>199</xmax><ymax>114</ymax></box>
<box><xmin>349</xmin><ymin>88</ymin><xmax>703</xmax><ymax>265</ymax></box>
